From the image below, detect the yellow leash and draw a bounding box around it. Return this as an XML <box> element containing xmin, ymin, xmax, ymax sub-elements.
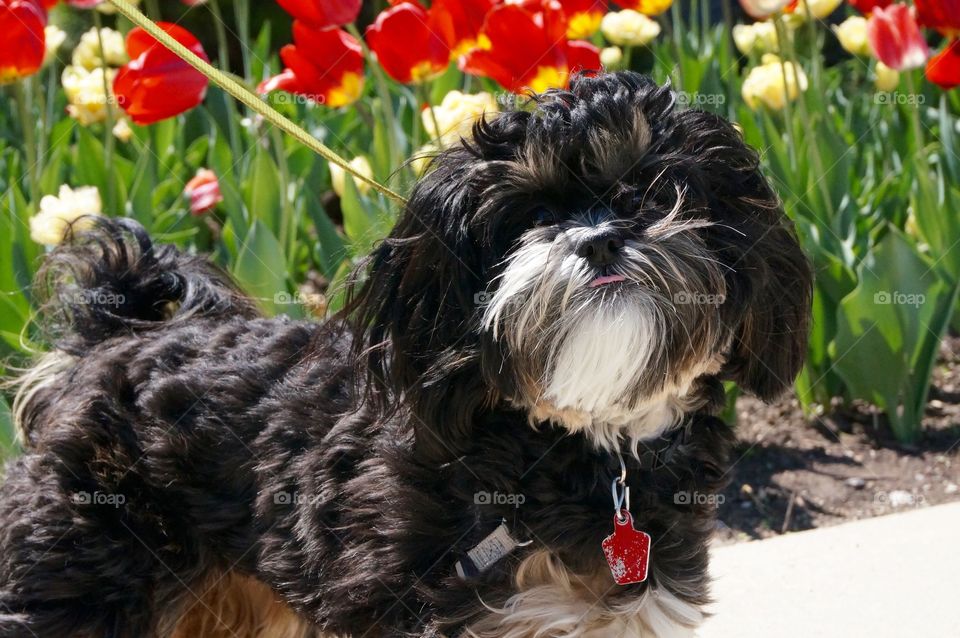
<box><xmin>104</xmin><ymin>0</ymin><xmax>408</xmax><ymax>205</ymax></box>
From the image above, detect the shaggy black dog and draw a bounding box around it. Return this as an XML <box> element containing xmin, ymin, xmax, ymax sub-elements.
<box><xmin>0</xmin><ymin>72</ymin><xmax>811</xmax><ymax>638</ymax></box>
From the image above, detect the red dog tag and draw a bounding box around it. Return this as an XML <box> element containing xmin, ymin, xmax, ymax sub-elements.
<box><xmin>602</xmin><ymin>510</ymin><xmax>651</xmax><ymax>585</ymax></box>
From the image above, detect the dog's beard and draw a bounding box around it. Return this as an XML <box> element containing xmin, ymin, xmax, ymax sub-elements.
<box><xmin>482</xmin><ymin>205</ymin><xmax>729</xmax><ymax>450</ymax></box>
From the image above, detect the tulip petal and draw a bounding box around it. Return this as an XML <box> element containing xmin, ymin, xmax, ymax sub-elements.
<box><xmin>113</xmin><ymin>23</ymin><xmax>209</xmax><ymax>124</ymax></box>
<box><xmin>927</xmin><ymin>39</ymin><xmax>960</xmax><ymax>89</ymax></box>
<box><xmin>566</xmin><ymin>40</ymin><xmax>601</xmax><ymax>76</ymax></box>
<box><xmin>461</xmin><ymin>4</ymin><xmax>569</xmax><ymax>92</ymax></box>
<box><xmin>366</xmin><ymin>1</ymin><xmax>450</xmax><ymax>84</ymax></box>
<box><xmin>867</xmin><ymin>4</ymin><xmax>929</xmax><ymax>70</ymax></box>
<box><xmin>275</xmin><ymin>0</ymin><xmax>361</xmax><ymax>29</ymax></box>
<box><xmin>270</xmin><ymin>25</ymin><xmax>364</xmax><ymax>106</ymax></box>
<box><xmin>0</xmin><ymin>0</ymin><xmax>46</xmax><ymax>83</ymax></box>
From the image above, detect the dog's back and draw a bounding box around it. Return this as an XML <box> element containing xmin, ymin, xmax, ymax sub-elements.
<box><xmin>0</xmin><ymin>219</ymin><xmax>349</xmax><ymax>637</ymax></box>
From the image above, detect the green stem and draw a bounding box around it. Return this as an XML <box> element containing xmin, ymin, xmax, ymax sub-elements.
<box><xmin>209</xmin><ymin>0</ymin><xmax>242</xmax><ymax>157</ymax></box>
<box><xmin>670</xmin><ymin>1</ymin><xmax>684</xmax><ymax>87</ymax></box>
<box><xmin>93</xmin><ymin>12</ymin><xmax>117</xmax><ymax>215</ymax></box>
<box><xmin>776</xmin><ymin>16</ymin><xmax>834</xmax><ymax>217</ymax></box>
<box><xmin>346</xmin><ymin>23</ymin><xmax>404</xmax><ymax>178</ymax></box>
<box><xmin>271</xmin><ymin>126</ymin><xmax>297</xmax><ymax>269</ymax></box>
<box><xmin>419</xmin><ymin>83</ymin><xmax>443</xmax><ymax>149</ymax></box>
<box><xmin>144</xmin><ymin>0</ymin><xmax>160</xmax><ymax>20</ymax></box>
<box><xmin>904</xmin><ymin>70</ymin><xmax>934</xmax><ymax>201</ymax></box>
<box><xmin>234</xmin><ymin>0</ymin><xmax>252</xmax><ymax>80</ymax></box>
<box><xmin>802</xmin><ymin>3</ymin><xmax>822</xmax><ymax>91</ymax></box>
<box><xmin>771</xmin><ymin>18</ymin><xmax>799</xmax><ymax>171</ymax></box>
<box><xmin>14</xmin><ymin>82</ymin><xmax>39</xmax><ymax>204</ymax></box>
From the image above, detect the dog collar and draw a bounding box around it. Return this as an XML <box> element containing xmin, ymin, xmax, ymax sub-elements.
<box><xmin>455</xmin><ymin>519</ymin><xmax>530</xmax><ymax>580</ymax></box>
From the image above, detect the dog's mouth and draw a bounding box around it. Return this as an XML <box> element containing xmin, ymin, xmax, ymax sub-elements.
<box><xmin>588</xmin><ymin>274</ymin><xmax>626</xmax><ymax>288</ymax></box>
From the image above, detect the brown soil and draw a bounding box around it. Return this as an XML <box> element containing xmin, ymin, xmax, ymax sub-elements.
<box><xmin>716</xmin><ymin>337</ymin><xmax>960</xmax><ymax>543</ymax></box>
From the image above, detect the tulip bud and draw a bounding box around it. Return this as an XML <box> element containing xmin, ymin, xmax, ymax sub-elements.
<box><xmin>600</xmin><ymin>10</ymin><xmax>662</xmax><ymax>47</ymax></box>
<box><xmin>330</xmin><ymin>157</ymin><xmax>374</xmax><ymax>198</ymax></box>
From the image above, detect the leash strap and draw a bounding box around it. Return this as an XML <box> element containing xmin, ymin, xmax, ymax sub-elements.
<box><xmin>104</xmin><ymin>0</ymin><xmax>409</xmax><ymax>205</ymax></box>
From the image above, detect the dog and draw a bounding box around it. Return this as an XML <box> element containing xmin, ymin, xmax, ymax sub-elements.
<box><xmin>0</xmin><ymin>72</ymin><xmax>811</xmax><ymax>637</ymax></box>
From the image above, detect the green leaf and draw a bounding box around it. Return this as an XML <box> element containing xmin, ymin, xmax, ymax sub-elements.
<box><xmin>0</xmin><ymin>394</ymin><xmax>17</xmax><ymax>460</ymax></box>
<box><xmin>231</xmin><ymin>220</ymin><xmax>298</xmax><ymax>317</ymax></box>
<box><xmin>245</xmin><ymin>149</ymin><xmax>282</xmax><ymax>235</ymax></box>
<box><xmin>832</xmin><ymin>229</ymin><xmax>953</xmax><ymax>441</ymax></box>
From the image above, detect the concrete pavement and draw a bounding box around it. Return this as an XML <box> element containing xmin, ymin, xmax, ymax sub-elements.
<box><xmin>699</xmin><ymin>502</ymin><xmax>960</xmax><ymax>638</ymax></box>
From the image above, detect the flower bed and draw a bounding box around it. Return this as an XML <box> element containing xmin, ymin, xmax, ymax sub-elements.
<box><xmin>1</xmin><ymin>0</ymin><xmax>959</xmax><ymax>450</ymax></box>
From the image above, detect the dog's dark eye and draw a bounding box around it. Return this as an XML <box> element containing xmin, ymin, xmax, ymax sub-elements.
<box><xmin>532</xmin><ymin>207</ymin><xmax>557</xmax><ymax>227</ymax></box>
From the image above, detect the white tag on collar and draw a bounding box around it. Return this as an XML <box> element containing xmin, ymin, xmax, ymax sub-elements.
<box><xmin>455</xmin><ymin>522</ymin><xmax>522</xmax><ymax>579</ymax></box>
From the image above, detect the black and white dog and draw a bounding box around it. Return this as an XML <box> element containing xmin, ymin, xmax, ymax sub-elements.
<box><xmin>0</xmin><ymin>72</ymin><xmax>811</xmax><ymax>637</ymax></box>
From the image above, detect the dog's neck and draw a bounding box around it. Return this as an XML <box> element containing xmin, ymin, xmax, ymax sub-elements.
<box><xmin>522</xmin><ymin>374</ymin><xmax>725</xmax><ymax>456</ymax></box>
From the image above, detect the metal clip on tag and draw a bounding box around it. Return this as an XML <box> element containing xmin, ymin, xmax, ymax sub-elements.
<box><xmin>601</xmin><ymin>452</ymin><xmax>651</xmax><ymax>585</ymax></box>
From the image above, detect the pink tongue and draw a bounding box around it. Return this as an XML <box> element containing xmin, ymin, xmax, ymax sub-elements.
<box><xmin>589</xmin><ymin>274</ymin><xmax>626</xmax><ymax>288</ymax></box>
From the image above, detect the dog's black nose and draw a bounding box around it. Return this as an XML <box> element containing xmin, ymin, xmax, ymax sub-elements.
<box><xmin>574</xmin><ymin>228</ymin><xmax>625</xmax><ymax>266</ymax></box>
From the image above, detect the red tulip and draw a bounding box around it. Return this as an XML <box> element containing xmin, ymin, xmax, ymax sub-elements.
<box><xmin>927</xmin><ymin>39</ymin><xmax>960</xmax><ymax>88</ymax></box>
<box><xmin>184</xmin><ymin>169</ymin><xmax>223</xmax><ymax>215</ymax></box>
<box><xmin>848</xmin><ymin>0</ymin><xmax>893</xmax><ymax>14</ymax></box>
<box><xmin>259</xmin><ymin>22</ymin><xmax>364</xmax><ymax>107</ymax></box>
<box><xmin>866</xmin><ymin>4</ymin><xmax>930</xmax><ymax>70</ymax></box>
<box><xmin>557</xmin><ymin>0</ymin><xmax>605</xmax><ymax>38</ymax></box>
<box><xmin>0</xmin><ymin>0</ymin><xmax>46</xmax><ymax>84</ymax></box>
<box><xmin>275</xmin><ymin>0</ymin><xmax>361</xmax><ymax>29</ymax></box>
<box><xmin>461</xmin><ymin>2</ymin><xmax>588</xmax><ymax>93</ymax></box>
<box><xmin>113</xmin><ymin>22</ymin><xmax>210</xmax><ymax>125</ymax></box>
<box><xmin>914</xmin><ymin>0</ymin><xmax>960</xmax><ymax>37</ymax></box>
<box><xmin>366</xmin><ymin>1</ymin><xmax>450</xmax><ymax>84</ymax></box>
<box><xmin>566</xmin><ymin>39</ymin><xmax>602</xmax><ymax>75</ymax></box>
<box><xmin>431</xmin><ymin>0</ymin><xmax>496</xmax><ymax>58</ymax></box>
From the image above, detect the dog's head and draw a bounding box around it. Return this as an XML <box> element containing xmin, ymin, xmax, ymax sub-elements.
<box><xmin>348</xmin><ymin>72</ymin><xmax>811</xmax><ymax>459</ymax></box>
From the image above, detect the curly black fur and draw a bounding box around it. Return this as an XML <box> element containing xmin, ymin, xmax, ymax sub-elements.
<box><xmin>0</xmin><ymin>73</ymin><xmax>810</xmax><ymax>638</ymax></box>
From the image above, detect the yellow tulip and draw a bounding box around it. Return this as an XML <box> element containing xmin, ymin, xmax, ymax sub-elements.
<box><xmin>601</xmin><ymin>10</ymin><xmax>662</xmax><ymax>47</ymax></box>
<box><xmin>794</xmin><ymin>0</ymin><xmax>843</xmax><ymax>19</ymax></box>
<box><xmin>833</xmin><ymin>17</ymin><xmax>871</xmax><ymax>57</ymax></box>
<box><xmin>742</xmin><ymin>55</ymin><xmax>809</xmax><ymax>111</ymax></box>
<box><xmin>72</xmin><ymin>28</ymin><xmax>128</xmax><ymax>72</ymax></box>
<box><xmin>29</xmin><ymin>186</ymin><xmax>102</xmax><ymax>246</ymax></box>
<box><xmin>43</xmin><ymin>25</ymin><xmax>66</xmax><ymax>66</ymax></box>
<box><xmin>600</xmin><ymin>46</ymin><xmax>624</xmax><ymax>69</ymax></box>
<box><xmin>422</xmin><ymin>91</ymin><xmax>497</xmax><ymax>145</ymax></box>
<box><xmin>874</xmin><ymin>62</ymin><xmax>900</xmax><ymax>92</ymax></box>
<box><xmin>330</xmin><ymin>156</ymin><xmax>374</xmax><ymax>197</ymax></box>
<box><xmin>62</xmin><ymin>65</ymin><xmax>116</xmax><ymax>126</ymax></box>
<box><xmin>732</xmin><ymin>22</ymin><xmax>779</xmax><ymax>55</ymax></box>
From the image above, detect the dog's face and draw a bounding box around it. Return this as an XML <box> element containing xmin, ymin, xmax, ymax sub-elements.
<box><xmin>350</xmin><ymin>73</ymin><xmax>811</xmax><ymax>459</ymax></box>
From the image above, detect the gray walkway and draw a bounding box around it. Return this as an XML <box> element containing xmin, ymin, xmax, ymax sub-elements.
<box><xmin>699</xmin><ymin>502</ymin><xmax>960</xmax><ymax>637</ymax></box>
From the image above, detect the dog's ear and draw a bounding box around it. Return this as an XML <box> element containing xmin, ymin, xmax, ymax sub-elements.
<box><xmin>723</xmin><ymin>216</ymin><xmax>812</xmax><ymax>401</ymax></box>
<box><xmin>342</xmin><ymin>146</ymin><xmax>492</xmax><ymax>461</ymax></box>
<box><xmin>676</xmin><ymin>109</ymin><xmax>812</xmax><ymax>401</ymax></box>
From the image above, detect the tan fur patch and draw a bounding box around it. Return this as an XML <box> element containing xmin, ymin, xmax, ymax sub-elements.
<box><xmin>463</xmin><ymin>550</ymin><xmax>701</xmax><ymax>638</ymax></box>
<box><xmin>169</xmin><ymin>573</ymin><xmax>320</xmax><ymax>638</ymax></box>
